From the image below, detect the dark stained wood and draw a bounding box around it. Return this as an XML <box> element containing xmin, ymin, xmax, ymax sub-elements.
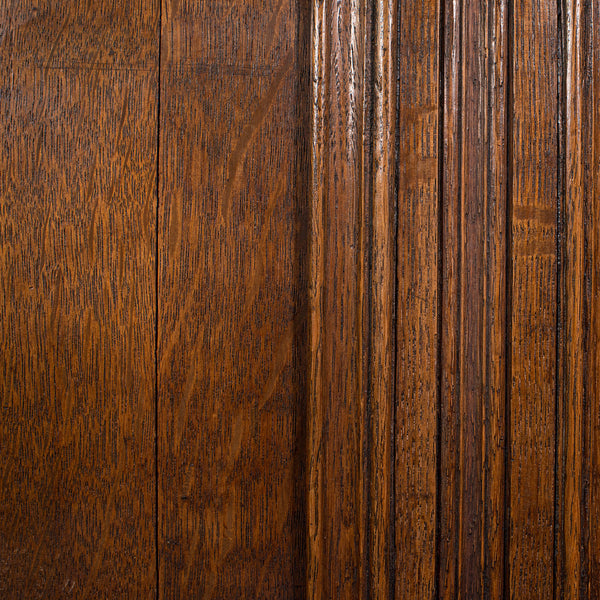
<box><xmin>307</xmin><ymin>1</ymin><xmax>368</xmax><ymax>597</ymax></box>
<box><xmin>395</xmin><ymin>0</ymin><xmax>440</xmax><ymax>596</ymax></box>
<box><xmin>438</xmin><ymin>0</ymin><xmax>508</xmax><ymax>598</ymax></box>
<box><xmin>367</xmin><ymin>1</ymin><xmax>397</xmax><ymax>598</ymax></box>
<box><xmin>3</xmin><ymin>1</ymin><xmax>600</xmax><ymax>598</ymax></box>
<box><xmin>558</xmin><ymin>0</ymin><xmax>599</xmax><ymax>597</ymax></box>
<box><xmin>308</xmin><ymin>1</ymin><xmax>399</xmax><ymax>597</ymax></box>
<box><xmin>509</xmin><ymin>0</ymin><xmax>559</xmax><ymax>596</ymax></box>
<box><xmin>0</xmin><ymin>1</ymin><xmax>159</xmax><ymax>598</ymax></box>
<box><xmin>557</xmin><ymin>0</ymin><xmax>585</xmax><ymax>596</ymax></box>
<box><xmin>484</xmin><ymin>2</ymin><xmax>509</xmax><ymax>597</ymax></box>
<box><xmin>438</xmin><ymin>0</ymin><xmax>461</xmax><ymax>595</ymax></box>
<box><xmin>157</xmin><ymin>1</ymin><xmax>308</xmax><ymax>598</ymax></box>
<box><xmin>590</xmin><ymin>0</ymin><xmax>600</xmax><ymax>593</ymax></box>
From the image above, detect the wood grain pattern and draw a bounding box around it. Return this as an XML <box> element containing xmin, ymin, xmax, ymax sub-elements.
<box><xmin>367</xmin><ymin>1</ymin><xmax>397</xmax><ymax>598</ymax></box>
<box><xmin>0</xmin><ymin>1</ymin><xmax>158</xmax><ymax>598</ymax></box>
<box><xmin>157</xmin><ymin>1</ymin><xmax>308</xmax><ymax>598</ymax></box>
<box><xmin>509</xmin><ymin>0</ymin><xmax>559</xmax><ymax>595</ymax></box>
<box><xmin>395</xmin><ymin>0</ymin><xmax>440</xmax><ymax>596</ymax></box>
<box><xmin>558</xmin><ymin>0</ymin><xmax>599</xmax><ymax>596</ymax></box>
<box><xmin>438</xmin><ymin>0</ymin><xmax>508</xmax><ymax>598</ymax></box>
<box><xmin>557</xmin><ymin>0</ymin><xmax>585</xmax><ymax>595</ymax></box>
<box><xmin>590</xmin><ymin>0</ymin><xmax>600</xmax><ymax>592</ymax></box>
<box><xmin>439</xmin><ymin>0</ymin><xmax>461</xmax><ymax>594</ymax></box>
<box><xmin>484</xmin><ymin>3</ymin><xmax>509</xmax><ymax>597</ymax></box>
<box><xmin>308</xmin><ymin>1</ymin><xmax>367</xmax><ymax>597</ymax></box>
<box><xmin>308</xmin><ymin>2</ymin><xmax>400</xmax><ymax>597</ymax></box>
<box><xmin>2</xmin><ymin>1</ymin><xmax>600</xmax><ymax>598</ymax></box>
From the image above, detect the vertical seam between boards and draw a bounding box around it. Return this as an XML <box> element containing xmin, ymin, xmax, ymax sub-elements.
<box><xmin>154</xmin><ymin>1</ymin><xmax>163</xmax><ymax>598</ymax></box>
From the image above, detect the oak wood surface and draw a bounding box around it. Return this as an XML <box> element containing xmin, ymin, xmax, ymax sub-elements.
<box><xmin>1</xmin><ymin>1</ymin><xmax>599</xmax><ymax>599</ymax></box>
<box><xmin>157</xmin><ymin>1</ymin><xmax>308</xmax><ymax>598</ymax></box>
<box><xmin>395</xmin><ymin>0</ymin><xmax>440</xmax><ymax>596</ymax></box>
<box><xmin>590</xmin><ymin>0</ymin><xmax>600</xmax><ymax>593</ymax></box>
<box><xmin>0</xmin><ymin>1</ymin><xmax>158</xmax><ymax>598</ymax></box>
<box><xmin>509</xmin><ymin>0</ymin><xmax>558</xmax><ymax>595</ymax></box>
<box><xmin>438</xmin><ymin>1</ymin><xmax>508</xmax><ymax>598</ymax></box>
<box><xmin>308</xmin><ymin>1</ymin><xmax>367</xmax><ymax>597</ymax></box>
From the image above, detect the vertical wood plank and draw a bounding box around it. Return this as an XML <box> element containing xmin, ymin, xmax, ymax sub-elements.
<box><xmin>0</xmin><ymin>1</ymin><xmax>159</xmax><ymax>597</ymax></box>
<box><xmin>509</xmin><ymin>0</ymin><xmax>559</xmax><ymax>594</ymax></box>
<box><xmin>459</xmin><ymin>6</ymin><xmax>488</xmax><ymax>596</ymax></box>
<box><xmin>559</xmin><ymin>0</ymin><xmax>600</xmax><ymax>596</ymax></box>
<box><xmin>439</xmin><ymin>0</ymin><xmax>461</xmax><ymax>594</ymax></box>
<box><xmin>557</xmin><ymin>0</ymin><xmax>585</xmax><ymax>596</ymax></box>
<box><xmin>309</xmin><ymin>3</ymin><xmax>400</xmax><ymax>597</ymax></box>
<box><xmin>307</xmin><ymin>3</ymin><xmax>326</xmax><ymax>598</ymax></box>
<box><xmin>590</xmin><ymin>0</ymin><xmax>600</xmax><ymax>592</ymax></box>
<box><xmin>485</xmin><ymin>2</ymin><xmax>509</xmax><ymax>597</ymax></box>
<box><xmin>158</xmin><ymin>1</ymin><xmax>308</xmax><ymax>598</ymax></box>
<box><xmin>307</xmin><ymin>1</ymin><xmax>368</xmax><ymax>597</ymax></box>
<box><xmin>438</xmin><ymin>1</ymin><xmax>508</xmax><ymax>598</ymax></box>
<box><xmin>395</xmin><ymin>0</ymin><xmax>440</xmax><ymax>596</ymax></box>
<box><xmin>368</xmin><ymin>1</ymin><xmax>397</xmax><ymax>597</ymax></box>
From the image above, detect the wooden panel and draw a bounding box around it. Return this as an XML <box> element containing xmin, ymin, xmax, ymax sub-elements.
<box><xmin>509</xmin><ymin>0</ymin><xmax>559</xmax><ymax>595</ymax></box>
<box><xmin>395</xmin><ymin>0</ymin><xmax>440</xmax><ymax>596</ymax></box>
<box><xmin>4</xmin><ymin>2</ymin><xmax>600</xmax><ymax>598</ymax></box>
<box><xmin>157</xmin><ymin>1</ymin><xmax>308</xmax><ymax>597</ymax></box>
<box><xmin>438</xmin><ymin>0</ymin><xmax>461</xmax><ymax>594</ymax></box>
<box><xmin>0</xmin><ymin>2</ymin><xmax>158</xmax><ymax>598</ymax></box>
<box><xmin>307</xmin><ymin>1</ymin><xmax>367</xmax><ymax>597</ymax></box>
<box><xmin>558</xmin><ymin>0</ymin><xmax>600</xmax><ymax>597</ymax></box>
<box><xmin>484</xmin><ymin>3</ymin><xmax>509</xmax><ymax>596</ymax></box>
<box><xmin>438</xmin><ymin>1</ymin><xmax>508</xmax><ymax>598</ymax></box>
<box><xmin>557</xmin><ymin>0</ymin><xmax>585</xmax><ymax>595</ymax></box>
<box><xmin>308</xmin><ymin>1</ymin><xmax>399</xmax><ymax>597</ymax></box>
<box><xmin>368</xmin><ymin>1</ymin><xmax>397</xmax><ymax>598</ymax></box>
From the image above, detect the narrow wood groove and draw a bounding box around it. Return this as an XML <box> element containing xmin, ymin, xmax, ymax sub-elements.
<box><xmin>391</xmin><ymin>4</ymin><xmax>402</xmax><ymax>598</ymax></box>
<box><xmin>435</xmin><ymin>0</ymin><xmax>446</xmax><ymax>592</ymax></box>
<box><xmin>580</xmin><ymin>3</ymin><xmax>593</xmax><ymax>594</ymax></box>
<box><xmin>155</xmin><ymin>2</ymin><xmax>162</xmax><ymax>599</ymax></box>
<box><xmin>504</xmin><ymin>0</ymin><xmax>515</xmax><ymax>595</ymax></box>
<box><xmin>455</xmin><ymin>2</ymin><xmax>463</xmax><ymax>593</ymax></box>
<box><xmin>554</xmin><ymin>0</ymin><xmax>565</xmax><ymax>593</ymax></box>
<box><xmin>363</xmin><ymin>6</ymin><xmax>375</xmax><ymax>597</ymax></box>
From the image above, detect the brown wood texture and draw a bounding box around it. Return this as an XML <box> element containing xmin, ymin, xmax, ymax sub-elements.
<box><xmin>157</xmin><ymin>1</ymin><xmax>308</xmax><ymax>598</ymax></box>
<box><xmin>589</xmin><ymin>0</ymin><xmax>600</xmax><ymax>593</ymax></box>
<box><xmin>395</xmin><ymin>0</ymin><xmax>439</xmax><ymax>597</ymax></box>
<box><xmin>2</xmin><ymin>1</ymin><xmax>600</xmax><ymax>598</ymax></box>
<box><xmin>0</xmin><ymin>1</ymin><xmax>159</xmax><ymax>598</ymax></box>
<box><xmin>557</xmin><ymin>0</ymin><xmax>600</xmax><ymax>596</ymax></box>
<box><xmin>438</xmin><ymin>1</ymin><xmax>508</xmax><ymax>598</ymax></box>
<box><xmin>509</xmin><ymin>0</ymin><xmax>558</xmax><ymax>595</ymax></box>
<box><xmin>308</xmin><ymin>1</ymin><xmax>396</xmax><ymax>598</ymax></box>
<box><xmin>308</xmin><ymin>1</ymin><xmax>367</xmax><ymax>595</ymax></box>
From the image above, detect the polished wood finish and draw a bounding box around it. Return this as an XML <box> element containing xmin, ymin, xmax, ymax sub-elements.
<box><xmin>395</xmin><ymin>0</ymin><xmax>439</xmax><ymax>597</ymax></box>
<box><xmin>2</xmin><ymin>1</ymin><xmax>600</xmax><ymax>598</ymax></box>
<box><xmin>0</xmin><ymin>2</ymin><xmax>158</xmax><ymax>598</ymax></box>
<box><xmin>157</xmin><ymin>1</ymin><xmax>307</xmax><ymax>598</ymax></box>
<box><xmin>439</xmin><ymin>1</ymin><xmax>508</xmax><ymax>597</ymax></box>
<box><xmin>308</xmin><ymin>1</ymin><xmax>367</xmax><ymax>596</ymax></box>
<box><xmin>509</xmin><ymin>0</ymin><xmax>558</xmax><ymax>595</ymax></box>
